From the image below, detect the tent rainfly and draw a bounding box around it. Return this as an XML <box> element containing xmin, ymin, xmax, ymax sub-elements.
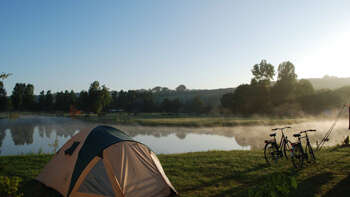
<box><xmin>36</xmin><ymin>125</ymin><xmax>177</xmax><ymax>197</ymax></box>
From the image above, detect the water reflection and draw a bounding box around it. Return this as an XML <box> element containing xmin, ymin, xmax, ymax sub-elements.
<box><xmin>0</xmin><ymin>116</ymin><xmax>349</xmax><ymax>155</ymax></box>
<box><xmin>0</xmin><ymin>116</ymin><xmax>89</xmax><ymax>155</ymax></box>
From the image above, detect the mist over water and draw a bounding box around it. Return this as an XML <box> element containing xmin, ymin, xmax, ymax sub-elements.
<box><xmin>0</xmin><ymin>116</ymin><xmax>349</xmax><ymax>155</ymax></box>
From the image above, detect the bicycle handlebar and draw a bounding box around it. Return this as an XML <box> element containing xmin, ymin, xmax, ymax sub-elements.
<box><xmin>300</xmin><ymin>129</ymin><xmax>316</xmax><ymax>133</ymax></box>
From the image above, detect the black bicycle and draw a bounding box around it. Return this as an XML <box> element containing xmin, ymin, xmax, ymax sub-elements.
<box><xmin>264</xmin><ymin>127</ymin><xmax>293</xmax><ymax>165</ymax></box>
<box><xmin>291</xmin><ymin>129</ymin><xmax>316</xmax><ymax>169</ymax></box>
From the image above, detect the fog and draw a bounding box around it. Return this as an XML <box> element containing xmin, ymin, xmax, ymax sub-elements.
<box><xmin>0</xmin><ymin>116</ymin><xmax>349</xmax><ymax>155</ymax></box>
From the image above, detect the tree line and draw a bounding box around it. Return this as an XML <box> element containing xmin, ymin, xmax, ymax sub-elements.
<box><xmin>221</xmin><ymin>60</ymin><xmax>349</xmax><ymax>116</ymax></box>
<box><xmin>1</xmin><ymin>65</ymin><xmax>350</xmax><ymax>116</ymax></box>
<box><xmin>0</xmin><ymin>79</ymin><xmax>211</xmax><ymax>114</ymax></box>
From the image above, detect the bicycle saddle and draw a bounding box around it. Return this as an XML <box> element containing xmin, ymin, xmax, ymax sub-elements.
<box><xmin>270</xmin><ymin>133</ymin><xmax>276</xmax><ymax>137</ymax></box>
<box><xmin>293</xmin><ymin>134</ymin><xmax>301</xmax><ymax>137</ymax></box>
<box><xmin>265</xmin><ymin>139</ymin><xmax>275</xmax><ymax>143</ymax></box>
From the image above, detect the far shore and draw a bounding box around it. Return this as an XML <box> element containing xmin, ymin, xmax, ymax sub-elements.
<box><xmin>0</xmin><ymin>111</ymin><xmax>322</xmax><ymax>127</ymax></box>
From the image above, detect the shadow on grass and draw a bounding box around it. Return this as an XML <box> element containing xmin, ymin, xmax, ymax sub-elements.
<box><xmin>324</xmin><ymin>175</ymin><xmax>350</xmax><ymax>197</ymax></box>
<box><xmin>210</xmin><ymin>167</ymin><xmax>300</xmax><ymax>197</ymax></box>
<box><xmin>181</xmin><ymin>163</ymin><xmax>270</xmax><ymax>195</ymax></box>
<box><xmin>22</xmin><ymin>180</ymin><xmax>62</xmax><ymax>197</ymax></box>
<box><xmin>290</xmin><ymin>172</ymin><xmax>333</xmax><ymax>197</ymax></box>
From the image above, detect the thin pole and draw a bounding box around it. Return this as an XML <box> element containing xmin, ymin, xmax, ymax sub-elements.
<box><xmin>348</xmin><ymin>105</ymin><xmax>350</xmax><ymax>130</ymax></box>
<box><xmin>317</xmin><ymin>105</ymin><xmax>346</xmax><ymax>151</ymax></box>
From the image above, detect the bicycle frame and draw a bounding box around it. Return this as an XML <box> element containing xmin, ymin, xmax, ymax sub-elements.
<box><xmin>292</xmin><ymin>130</ymin><xmax>315</xmax><ymax>160</ymax></box>
<box><xmin>268</xmin><ymin>128</ymin><xmax>291</xmax><ymax>151</ymax></box>
<box><xmin>264</xmin><ymin>127</ymin><xmax>293</xmax><ymax>165</ymax></box>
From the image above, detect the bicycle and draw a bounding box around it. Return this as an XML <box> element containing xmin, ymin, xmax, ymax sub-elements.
<box><xmin>264</xmin><ymin>127</ymin><xmax>293</xmax><ymax>165</ymax></box>
<box><xmin>291</xmin><ymin>129</ymin><xmax>316</xmax><ymax>169</ymax></box>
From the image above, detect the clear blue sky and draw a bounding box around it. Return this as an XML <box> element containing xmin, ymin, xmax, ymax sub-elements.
<box><xmin>1</xmin><ymin>0</ymin><xmax>350</xmax><ymax>94</ymax></box>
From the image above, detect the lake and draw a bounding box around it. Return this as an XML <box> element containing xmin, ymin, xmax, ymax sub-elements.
<box><xmin>0</xmin><ymin>116</ymin><xmax>349</xmax><ymax>156</ymax></box>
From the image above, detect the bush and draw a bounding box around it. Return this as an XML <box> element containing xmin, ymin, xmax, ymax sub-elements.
<box><xmin>272</xmin><ymin>102</ymin><xmax>303</xmax><ymax>117</ymax></box>
<box><xmin>248</xmin><ymin>173</ymin><xmax>298</xmax><ymax>197</ymax></box>
<box><xmin>0</xmin><ymin>176</ymin><xmax>23</xmax><ymax>197</ymax></box>
<box><xmin>8</xmin><ymin>112</ymin><xmax>20</xmax><ymax>120</ymax></box>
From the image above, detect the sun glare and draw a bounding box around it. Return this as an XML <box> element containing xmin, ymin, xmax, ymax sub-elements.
<box><xmin>298</xmin><ymin>29</ymin><xmax>350</xmax><ymax>78</ymax></box>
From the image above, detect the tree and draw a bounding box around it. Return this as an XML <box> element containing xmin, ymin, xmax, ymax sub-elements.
<box><xmin>10</xmin><ymin>83</ymin><xmax>35</xmax><ymax>111</ymax></box>
<box><xmin>161</xmin><ymin>98</ymin><xmax>182</xmax><ymax>113</ymax></box>
<box><xmin>38</xmin><ymin>90</ymin><xmax>45</xmax><ymax>111</ymax></box>
<box><xmin>45</xmin><ymin>90</ymin><xmax>54</xmax><ymax>111</ymax></box>
<box><xmin>88</xmin><ymin>81</ymin><xmax>103</xmax><ymax>113</ymax></box>
<box><xmin>0</xmin><ymin>72</ymin><xmax>11</xmax><ymax>111</ymax></box>
<box><xmin>229</xmin><ymin>84</ymin><xmax>254</xmax><ymax>115</ymax></box>
<box><xmin>221</xmin><ymin>92</ymin><xmax>235</xmax><ymax>111</ymax></box>
<box><xmin>277</xmin><ymin>61</ymin><xmax>297</xmax><ymax>82</ymax></box>
<box><xmin>87</xmin><ymin>81</ymin><xmax>111</xmax><ymax>113</ymax></box>
<box><xmin>295</xmin><ymin>79</ymin><xmax>314</xmax><ymax>98</ymax></box>
<box><xmin>69</xmin><ymin>90</ymin><xmax>77</xmax><ymax>109</ymax></box>
<box><xmin>176</xmin><ymin>85</ymin><xmax>187</xmax><ymax>92</ymax></box>
<box><xmin>101</xmin><ymin>85</ymin><xmax>111</xmax><ymax>111</ymax></box>
<box><xmin>184</xmin><ymin>96</ymin><xmax>204</xmax><ymax>114</ymax></box>
<box><xmin>0</xmin><ymin>81</ymin><xmax>8</xmax><ymax>111</ymax></box>
<box><xmin>77</xmin><ymin>90</ymin><xmax>89</xmax><ymax>112</ymax></box>
<box><xmin>152</xmin><ymin>86</ymin><xmax>162</xmax><ymax>93</ymax></box>
<box><xmin>140</xmin><ymin>92</ymin><xmax>156</xmax><ymax>112</ymax></box>
<box><xmin>171</xmin><ymin>98</ymin><xmax>182</xmax><ymax>113</ymax></box>
<box><xmin>271</xmin><ymin>61</ymin><xmax>298</xmax><ymax>105</ymax></box>
<box><xmin>11</xmin><ymin>83</ymin><xmax>26</xmax><ymax>110</ymax></box>
<box><xmin>23</xmin><ymin>84</ymin><xmax>34</xmax><ymax>110</ymax></box>
<box><xmin>251</xmin><ymin>60</ymin><xmax>275</xmax><ymax>86</ymax></box>
<box><xmin>0</xmin><ymin>73</ymin><xmax>12</xmax><ymax>80</ymax></box>
<box><xmin>298</xmin><ymin>90</ymin><xmax>342</xmax><ymax>114</ymax></box>
<box><xmin>116</xmin><ymin>90</ymin><xmax>129</xmax><ymax>110</ymax></box>
<box><xmin>55</xmin><ymin>90</ymin><xmax>77</xmax><ymax>111</ymax></box>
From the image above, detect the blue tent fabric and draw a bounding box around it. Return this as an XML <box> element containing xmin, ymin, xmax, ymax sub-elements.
<box><xmin>67</xmin><ymin>125</ymin><xmax>138</xmax><ymax>196</ymax></box>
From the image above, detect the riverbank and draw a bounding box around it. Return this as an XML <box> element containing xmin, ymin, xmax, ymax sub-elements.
<box><xmin>85</xmin><ymin>116</ymin><xmax>307</xmax><ymax>127</ymax></box>
<box><xmin>0</xmin><ymin>147</ymin><xmax>349</xmax><ymax>197</ymax></box>
<box><xmin>1</xmin><ymin>112</ymin><xmax>310</xmax><ymax>127</ymax></box>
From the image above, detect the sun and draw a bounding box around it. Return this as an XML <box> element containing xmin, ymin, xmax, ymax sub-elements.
<box><xmin>297</xmin><ymin>28</ymin><xmax>350</xmax><ymax>78</ymax></box>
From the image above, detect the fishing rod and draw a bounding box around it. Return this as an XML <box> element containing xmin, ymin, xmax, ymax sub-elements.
<box><xmin>348</xmin><ymin>104</ymin><xmax>350</xmax><ymax>130</ymax></box>
<box><xmin>316</xmin><ymin>104</ymin><xmax>348</xmax><ymax>151</ymax></box>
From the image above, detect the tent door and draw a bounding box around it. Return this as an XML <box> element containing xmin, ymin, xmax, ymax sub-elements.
<box><xmin>70</xmin><ymin>157</ymin><xmax>122</xmax><ymax>197</ymax></box>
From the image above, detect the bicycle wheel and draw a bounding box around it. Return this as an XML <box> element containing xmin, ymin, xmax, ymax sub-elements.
<box><xmin>283</xmin><ymin>141</ymin><xmax>291</xmax><ymax>160</ymax></box>
<box><xmin>264</xmin><ymin>142</ymin><xmax>278</xmax><ymax>165</ymax></box>
<box><xmin>291</xmin><ymin>144</ymin><xmax>303</xmax><ymax>169</ymax></box>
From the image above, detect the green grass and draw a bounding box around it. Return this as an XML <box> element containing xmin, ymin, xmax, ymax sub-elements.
<box><xmin>0</xmin><ymin>146</ymin><xmax>349</xmax><ymax>196</ymax></box>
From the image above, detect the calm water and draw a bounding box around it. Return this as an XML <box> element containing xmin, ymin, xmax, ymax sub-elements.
<box><xmin>0</xmin><ymin>116</ymin><xmax>349</xmax><ymax>156</ymax></box>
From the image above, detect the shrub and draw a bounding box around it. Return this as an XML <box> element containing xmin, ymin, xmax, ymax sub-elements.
<box><xmin>8</xmin><ymin>112</ymin><xmax>20</xmax><ymax>120</ymax></box>
<box><xmin>0</xmin><ymin>176</ymin><xmax>23</xmax><ymax>197</ymax></box>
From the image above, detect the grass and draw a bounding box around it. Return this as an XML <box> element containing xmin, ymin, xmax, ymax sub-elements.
<box><xmin>0</xmin><ymin>146</ymin><xmax>349</xmax><ymax>196</ymax></box>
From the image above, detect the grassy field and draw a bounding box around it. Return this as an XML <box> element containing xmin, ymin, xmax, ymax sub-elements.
<box><xmin>0</xmin><ymin>146</ymin><xmax>349</xmax><ymax>197</ymax></box>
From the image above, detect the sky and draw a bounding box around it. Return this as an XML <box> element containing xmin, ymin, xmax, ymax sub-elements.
<box><xmin>1</xmin><ymin>0</ymin><xmax>350</xmax><ymax>94</ymax></box>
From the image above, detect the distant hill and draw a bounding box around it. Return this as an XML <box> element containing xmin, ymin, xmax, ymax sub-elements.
<box><xmin>303</xmin><ymin>76</ymin><xmax>350</xmax><ymax>90</ymax></box>
<box><xmin>157</xmin><ymin>76</ymin><xmax>350</xmax><ymax>106</ymax></box>
<box><xmin>152</xmin><ymin>88</ymin><xmax>235</xmax><ymax>106</ymax></box>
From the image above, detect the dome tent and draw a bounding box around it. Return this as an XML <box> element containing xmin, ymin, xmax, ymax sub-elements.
<box><xmin>36</xmin><ymin>125</ymin><xmax>177</xmax><ymax>197</ymax></box>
